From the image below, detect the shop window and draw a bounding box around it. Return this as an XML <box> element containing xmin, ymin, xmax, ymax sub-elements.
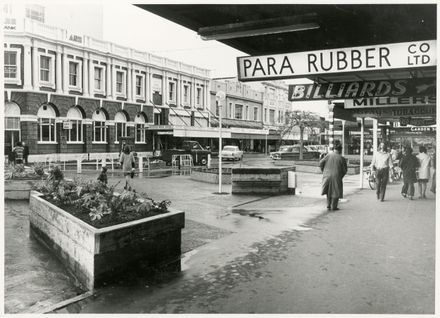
<box><xmin>135</xmin><ymin>114</ymin><xmax>146</xmax><ymax>143</ymax></box>
<box><xmin>92</xmin><ymin>111</ymin><xmax>107</xmax><ymax>143</ymax></box>
<box><xmin>37</xmin><ymin>104</ymin><xmax>56</xmax><ymax>143</ymax></box>
<box><xmin>114</xmin><ymin>112</ymin><xmax>127</xmax><ymax>142</ymax></box>
<box><xmin>66</xmin><ymin>107</ymin><xmax>83</xmax><ymax>143</ymax></box>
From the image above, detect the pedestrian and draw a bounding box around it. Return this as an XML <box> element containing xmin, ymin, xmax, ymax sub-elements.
<box><xmin>319</xmin><ymin>144</ymin><xmax>347</xmax><ymax>211</ymax></box>
<box><xmin>399</xmin><ymin>146</ymin><xmax>419</xmax><ymax>200</ymax></box>
<box><xmin>119</xmin><ymin>145</ymin><xmax>135</xmax><ymax>190</ymax></box>
<box><xmin>370</xmin><ymin>142</ymin><xmax>393</xmax><ymax>202</ymax></box>
<box><xmin>12</xmin><ymin>141</ymin><xmax>24</xmax><ymax>165</ymax></box>
<box><xmin>97</xmin><ymin>166</ymin><xmax>108</xmax><ymax>185</ymax></box>
<box><xmin>430</xmin><ymin>151</ymin><xmax>436</xmax><ymax>194</ymax></box>
<box><xmin>416</xmin><ymin>145</ymin><xmax>431</xmax><ymax>199</ymax></box>
<box><xmin>22</xmin><ymin>141</ymin><xmax>29</xmax><ymax>165</ymax></box>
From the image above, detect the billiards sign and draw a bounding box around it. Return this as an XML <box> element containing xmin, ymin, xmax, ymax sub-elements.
<box><xmin>288</xmin><ymin>78</ymin><xmax>435</xmax><ymax>101</ymax></box>
<box><xmin>237</xmin><ymin>40</ymin><xmax>436</xmax><ymax>81</ymax></box>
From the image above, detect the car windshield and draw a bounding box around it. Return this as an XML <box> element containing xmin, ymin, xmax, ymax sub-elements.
<box><xmin>223</xmin><ymin>146</ymin><xmax>237</xmax><ymax>151</ymax></box>
<box><xmin>278</xmin><ymin>146</ymin><xmax>291</xmax><ymax>152</ymax></box>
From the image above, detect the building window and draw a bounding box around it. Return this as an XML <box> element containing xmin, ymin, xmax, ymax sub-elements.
<box><xmin>26</xmin><ymin>4</ymin><xmax>45</xmax><ymax>23</ymax></box>
<box><xmin>115</xmin><ymin>70</ymin><xmax>126</xmax><ymax>96</ymax></box>
<box><xmin>40</xmin><ymin>56</ymin><xmax>50</xmax><ymax>82</ymax></box>
<box><xmin>196</xmin><ymin>87</ymin><xmax>202</xmax><ymax>106</ymax></box>
<box><xmin>269</xmin><ymin>110</ymin><xmax>275</xmax><ymax>125</ymax></box>
<box><xmin>37</xmin><ymin>53</ymin><xmax>55</xmax><ymax>87</ymax></box>
<box><xmin>94</xmin><ymin>66</ymin><xmax>104</xmax><ymax>92</ymax></box>
<box><xmin>114</xmin><ymin>112</ymin><xmax>127</xmax><ymax>142</ymax></box>
<box><xmin>168</xmin><ymin>81</ymin><xmax>176</xmax><ymax>103</ymax></box>
<box><xmin>264</xmin><ymin>109</ymin><xmax>267</xmax><ymax>122</ymax></box>
<box><xmin>229</xmin><ymin>102</ymin><xmax>233</xmax><ymax>118</ymax></box>
<box><xmin>69</xmin><ymin>61</ymin><xmax>79</xmax><ymax>87</ymax></box>
<box><xmin>215</xmin><ymin>101</ymin><xmax>220</xmax><ymax>116</ymax></box>
<box><xmin>66</xmin><ymin>107</ymin><xmax>83</xmax><ymax>142</ymax></box>
<box><xmin>92</xmin><ymin>111</ymin><xmax>107</xmax><ymax>143</ymax></box>
<box><xmin>254</xmin><ymin>108</ymin><xmax>258</xmax><ymax>121</ymax></box>
<box><xmin>135</xmin><ymin>75</ymin><xmax>144</xmax><ymax>98</ymax></box>
<box><xmin>135</xmin><ymin>114</ymin><xmax>146</xmax><ymax>143</ymax></box>
<box><xmin>37</xmin><ymin>104</ymin><xmax>56</xmax><ymax>143</ymax></box>
<box><xmin>235</xmin><ymin>104</ymin><xmax>243</xmax><ymax>120</ymax></box>
<box><xmin>4</xmin><ymin>51</ymin><xmax>17</xmax><ymax>78</ymax></box>
<box><xmin>183</xmin><ymin>84</ymin><xmax>190</xmax><ymax>104</ymax></box>
<box><xmin>4</xmin><ymin>50</ymin><xmax>21</xmax><ymax>84</ymax></box>
<box><xmin>245</xmin><ymin>105</ymin><xmax>249</xmax><ymax>120</ymax></box>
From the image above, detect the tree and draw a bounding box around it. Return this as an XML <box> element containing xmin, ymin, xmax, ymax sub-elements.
<box><xmin>279</xmin><ymin>110</ymin><xmax>326</xmax><ymax>160</ymax></box>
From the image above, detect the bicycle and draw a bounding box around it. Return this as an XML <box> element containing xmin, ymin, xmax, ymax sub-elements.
<box><xmin>389</xmin><ymin>163</ymin><xmax>402</xmax><ymax>183</ymax></box>
<box><xmin>364</xmin><ymin>168</ymin><xmax>377</xmax><ymax>190</ymax></box>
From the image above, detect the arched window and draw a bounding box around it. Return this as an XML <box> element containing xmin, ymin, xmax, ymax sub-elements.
<box><xmin>37</xmin><ymin>104</ymin><xmax>56</xmax><ymax>142</ymax></box>
<box><xmin>92</xmin><ymin>110</ymin><xmax>107</xmax><ymax>142</ymax></box>
<box><xmin>114</xmin><ymin>111</ymin><xmax>127</xmax><ymax>142</ymax></box>
<box><xmin>135</xmin><ymin>114</ymin><xmax>146</xmax><ymax>143</ymax></box>
<box><xmin>66</xmin><ymin>107</ymin><xmax>83</xmax><ymax>142</ymax></box>
<box><xmin>5</xmin><ymin>102</ymin><xmax>21</xmax><ymax>152</ymax></box>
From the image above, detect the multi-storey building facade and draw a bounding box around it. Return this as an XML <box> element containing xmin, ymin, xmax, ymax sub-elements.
<box><xmin>209</xmin><ymin>79</ymin><xmax>268</xmax><ymax>152</ymax></box>
<box><xmin>4</xmin><ymin>18</ymin><xmax>211</xmax><ymax>160</ymax></box>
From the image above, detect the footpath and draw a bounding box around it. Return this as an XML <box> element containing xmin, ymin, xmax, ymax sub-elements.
<box><xmin>4</xmin><ymin>171</ymin><xmax>436</xmax><ymax>314</ymax></box>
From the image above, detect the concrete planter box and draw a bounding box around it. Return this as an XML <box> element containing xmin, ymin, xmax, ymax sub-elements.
<box><xmin>274</xmin><ymin>160</ymin><xmax>360</xmax><ymax>175</ymax></box>
<box><xmin>5</xmin><ymin>179</ymin><xmax>40</xmax><ymax>200</ymax></box>
<box><xmin>232</xmin><ymin>166</ymin><xmax>295</xmax><ymax>194</ymax></box>
<box><xmin>191</xmin><ymin>168</ymin><xmax>232</xmax><ymax>184</ymax></box>
<box><xmin>29</xmin><ymin>191</ymin><xmax>185</xmax><ymax>290</ymax></box>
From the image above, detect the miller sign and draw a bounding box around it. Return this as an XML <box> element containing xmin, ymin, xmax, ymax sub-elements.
<box><xmin>237</xmin><ymin>40</ymin><xmax>436</xmax><ymax>81</ymax></box>
<box><xmin>345</xmin><ymin>96</ymin><xmax>436</xmax><ymax>108</ymax></box>
<box><xmin>288</xmin><ymin>78</ymin><xmax>435</xmax><ymax>101</ymax></box>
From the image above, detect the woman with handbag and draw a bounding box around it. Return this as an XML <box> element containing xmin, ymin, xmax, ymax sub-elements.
<box><xmin>119</xmin><ymin>145</ymin><xmax>135</xmax><ymax>190</ymax></box>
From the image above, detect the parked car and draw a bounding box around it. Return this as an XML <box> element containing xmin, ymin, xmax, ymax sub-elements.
<box><xmin>220</xmin><ymin>145</ymin><xmax>243</xmax><ymax>161</ymax></box>
<box><xmin>271</xmin><ymin>145</ymin><xmax>320</xmax><ymax>160</ymax></box>
<box><xmin>161</xmin><ymin>141</ymin><xmax>211</xmax><ymax>165</ymax></box>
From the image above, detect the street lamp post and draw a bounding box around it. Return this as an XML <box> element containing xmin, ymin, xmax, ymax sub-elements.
<box><xmin>215</xmin><ymin>91</ymin><xmax>226</xmax><ymax>194</ymax></box>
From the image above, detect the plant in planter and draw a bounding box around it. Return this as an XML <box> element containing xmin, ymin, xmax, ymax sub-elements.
<box><xmin>30</xmin><ymin>172</ymin><xmax>183</xmax><ymax>290</ymax></box>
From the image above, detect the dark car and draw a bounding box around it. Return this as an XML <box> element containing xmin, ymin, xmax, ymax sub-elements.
<box><xmin>271</xmin><ymin>145</ymin><xmax>320</xmax><ymax>160</ymax></box>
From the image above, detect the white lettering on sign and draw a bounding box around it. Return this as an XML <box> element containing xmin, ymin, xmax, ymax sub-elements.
<box><xmin>237</xmin><ymin>40</ymin><xmax>436</xmax><ymax>81</ymax></box>
<box><xmin>345</xmin><ymin>96</ymin><xmax>436</xmax><ymax>108</ymax></box>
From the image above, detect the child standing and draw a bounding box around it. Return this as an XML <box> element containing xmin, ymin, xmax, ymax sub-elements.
<box><xmin>97</xmin><ymin>166</ymin><xmax>108</xmax><ymax>185</ymax></box>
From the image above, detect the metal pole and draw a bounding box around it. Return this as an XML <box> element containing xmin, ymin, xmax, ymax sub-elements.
<box><xmin>360</xmin><ymin>117</ymin><xmax>365</xmax><ymax>189</ymax></box>
<box><xmin>219</xmin><ymin>103</ymin><xmax>222</xmax><ymax>193</ymax></box>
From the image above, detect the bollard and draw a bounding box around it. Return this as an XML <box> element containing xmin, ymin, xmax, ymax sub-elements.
<box><xmin>138</xmin><ymin>156</ymin><xmax>143</xmax><ymax>173</ymax></box>
<box><xmin>207</xmin><ymin>154</ymin><xmax>211</xmax><ymax>168</ymax></box>
<box><xmin>287</xmin><ymin>170</ymin><xmax>297</xmax><ymax>195</ymax></box>
<box><xmin>77</xmin><ymin>159</ymin><xmax>82</xmax><ymax>174</ymax></box>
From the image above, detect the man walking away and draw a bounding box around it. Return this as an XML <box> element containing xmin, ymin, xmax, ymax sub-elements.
<box><xmin>399</xmin><ymin>147</ymin><xmax>419</xmax><ymax>200</ymax></box>
<box><xmin>319</xmin><ymin>144</ymin><xmax>347</xmax><ymax>211</ymax></box>
<box><xmin>370</xmin><ymin>142</ymin><xmax>393</xmax><ymax>202</ymax></box>
<box><xmin>416</xmin><ymin>145</ymin><xmax>431</xmax><ymax>199</ymax></box>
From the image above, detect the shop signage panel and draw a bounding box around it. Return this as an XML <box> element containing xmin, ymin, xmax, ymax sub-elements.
<box><xmin>237</xmin><ymin>40</ymin><xmax>436</xmax><ymax>81</ymax></box>
<box><xmin>62</xmin><ymin>121</ymin><xmax>72</xmax><ymax>129</ymax></box>
<box><xmin>344</xmin><ymin>96</ymin><xmax>436</xmax><ymax>108</ymax></box>
<box><xmin>347</xmin><ymin>105</ymin><xmax>436</xmax><ymax>118</ymax></box>
<box><xmin>389</xmin><ymin>126</ymin><xmax>436</xmax><ymax>135</ymax></box>
<box><xmin>66</xmin><ymin>32</ymin><xmax>83</xmax><ymax>44</ymax></box>
<box><xmin>288</xmin><ymin>78</ymin><xmax>435</xmax><ymax>101</ymax></box>
<box><xmin>399</xmin><ymin>117</ymin><xmax>436</xmax><ymax>126</ymax></box>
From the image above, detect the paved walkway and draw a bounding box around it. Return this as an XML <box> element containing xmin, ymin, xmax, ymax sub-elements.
<box><xmin>4</xmin><ymin>170</ymin><xmax>436</xmax><ymax>314</ymax></box>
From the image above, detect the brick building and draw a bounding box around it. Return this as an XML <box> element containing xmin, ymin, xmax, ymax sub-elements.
<box><xmin>4</xmin><ymin>17</ymin><xmax>211</xmax><ymax>160</ymax></box>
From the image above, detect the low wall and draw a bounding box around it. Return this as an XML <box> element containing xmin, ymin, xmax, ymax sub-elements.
<box><xmin>29</xmin><ymin>191</ymin><xmax>185</xmax><ymax>290</ymax></box>
<box><xmin>274</xmin><ymin>160</ymin><xmax>360</xmax><ymax>175</ymax></box>
<box><xmin>232</xmin><ymin>166</ymin><xmax>295</xmax><ymax>194</ymax></box>
<box><xmin>191</xmin><ymin>168</ymin><xmax>232</xmax><ymax>184</ymax></box>
<box><xmin>5</xmin><ymin>179</ymin><xmax>38</xmax><ymax>200</ymax></box>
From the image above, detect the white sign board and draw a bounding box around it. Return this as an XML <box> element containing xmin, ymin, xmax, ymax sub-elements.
<box><xmin>63</xmin><ymin>121</ymin><xmax>72</xmax><ymax>129</ymax></box>
<box><xmin>345</xmin><ymin>96</ymin><xmax>436</xmax><ymax>108</ymax></box>
<box><xmin>237</xmin><ymin>40</ymin><xmax>436</xmax><ymax>81</ymax></box>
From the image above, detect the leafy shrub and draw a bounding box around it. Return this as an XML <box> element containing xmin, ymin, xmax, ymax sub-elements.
<box><xmin>34</xmin><ymin>176</ymin><xmax>171</xmax><ymax>227</ymax></box>
<box><xmin>33</xmin><ymin>162</ymin><xmax>46</xmax><ymax>176</ymax></box>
